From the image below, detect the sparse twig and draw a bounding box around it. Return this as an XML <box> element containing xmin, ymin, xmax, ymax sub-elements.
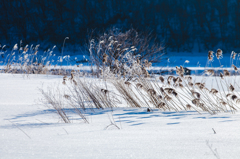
<box><xmin>206</xmin><ymin>140</ymin><xmax>220</xmax><ymax>159</ymax></box>
<box><xmin>7</xmin><ymin>120</ymin><xmax>31</xmax><ymax>139</ymax></box>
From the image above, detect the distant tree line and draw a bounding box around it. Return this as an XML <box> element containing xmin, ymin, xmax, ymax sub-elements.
<box><xmin>0</xmin><ymin>0</ymin><xmax>240</xmax><ymax>53</ymax></box>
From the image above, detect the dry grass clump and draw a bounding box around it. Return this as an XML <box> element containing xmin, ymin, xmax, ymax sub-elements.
<box><xmin>40</xmin><ymin>48</ymin><xmax>240</xmax><ymax>123</ymax></box>
<box><xmin>40</xmin><ymin>86</ymin><xmax>71</xmax><ymax>123</ymax></box>
<box><xmin>112</xmin><ymin>65</ymin><xmax>239</xmax><ymax>114</ymax></box>
<box><xmin>40</xmin><ymin>71</ymin><xmax>122</xmax><ymax>123</ymax></box>
<box><xmin>89</xmin><ymin>28</ymin><xmax>164</xmax><ymax>78</ymax></box>
<box><xmin>0</xmin><ymin>43</ymin><xmax>89</xmax><ymax>76</ymax></box>
<box><xmin>1</xmin><ymin>43</ymin><xmax>51</xmax><ymax>74</ymax></box>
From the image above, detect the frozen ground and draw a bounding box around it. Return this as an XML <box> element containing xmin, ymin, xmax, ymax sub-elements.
<box><xmin>0</xmin><ymin>74</ymin><xmax>240</xmax><ymax>159</ymax></box>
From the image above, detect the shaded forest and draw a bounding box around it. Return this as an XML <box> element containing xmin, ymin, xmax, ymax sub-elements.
<box><xmin>0</xmin><ymin>0</ymin><xmax>240</xmax><ymax>53</ymax></box>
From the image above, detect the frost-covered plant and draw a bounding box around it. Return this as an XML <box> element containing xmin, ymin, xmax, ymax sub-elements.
<box><xmin>0</xmin><ymin>42</ymin><xmax>75</xmax><ymax>75</ymax></box>
<box><xmin>3</xmin><ymin>43</ymin><xmax>52</xmax><ymax>74</ymax></box>
<box><xmin>40</xmin><ymin>86</ymin><xmax>71</xmax><ymax>123</ymax></box>
<box><xmin>89</xmin><ymin>28</ymin><xmax>164</xmax><ymax>75</ymax></box>
<box><xmin>97</xmin><ymin>51</ymin><xmax>152</xmax><ymax>81</ymax></box>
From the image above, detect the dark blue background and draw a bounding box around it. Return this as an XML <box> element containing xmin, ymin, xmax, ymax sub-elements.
<box><xmin>0</xmin><ymin>0</ymin><xmax>239</xmax><ymax>54</ymax></box>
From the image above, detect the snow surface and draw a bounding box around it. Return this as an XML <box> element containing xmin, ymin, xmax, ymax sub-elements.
<box><xmin>0</xmin><ymin>74</ymin><xmax>240</xmax><ymax>159</ymax></box>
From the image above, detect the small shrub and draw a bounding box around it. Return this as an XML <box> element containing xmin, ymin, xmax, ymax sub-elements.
<box><xmin>88</xmin><ymin>28</ymin><xmax>164</xmax><ymax>75</ymax></box>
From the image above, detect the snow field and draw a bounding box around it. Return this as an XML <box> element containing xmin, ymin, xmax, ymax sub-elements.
<box><xmin>0</xmin><ymin>74</ymin><xmax>240</xmax><ymax>159</ymax></box>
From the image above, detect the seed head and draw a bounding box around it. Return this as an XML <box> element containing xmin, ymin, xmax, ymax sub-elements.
<box><xmin>178</xmin><ymin>83</ymin><xmax>183</xmax><ymax>88</ymax></box>
<box><xmin>185</xmin><ymin>76</ymin><xmax>192</xmax><ymax>82</ymax></box>
<box><xmin>210</xmin><ymin>88</ymin><xmax>218</xmax><ymax>95</ymax></box>
<box><xmin>24</xmin><ymin>47</ymin><xmax>28</xmax><ymax>53</ymax></box>
<box><xmin>73</xmin><ymin>79</ymin><xmax>77</xmax><ymax>85</ymax></box>
<box><xmin>164</xmin><ymin>88</ymin><xmax>175</xmax><ymax>94</ymax></box>
<box><xmin>173</xmin><ymin>77</ymin><xmax>177</xmax><ymax>84</ymax></box>
<box><xmin>144</xmin><ymin>60</ymin><xmax>149</xmax><ymax>67</ymax></box>
<box><xmin>226</xmin><ymin>93</ymin><xmax>232</xmax><ymax>98</ymax></box>
<box><xmin>180</xmin><ymin>66</ymin><xmax>185</xmax><ymax>73</ymax></box>
<box><xmin>158</xmin><ymin>95</ymin><xmax>163</xmax><ymax>100</ymax></box>
<box><xmin>124</xmin><ymin>81</ymin><xmax>131</xmax><ymax>86</ymax></box>
<box><xmin>232</xmin><ymin>95</ymin><xmax>237</xmax><ymax>101</ymax></box>
<box><xmin>216</xmin><ymin>49</ymin><xmax>223</xmax><ymax>59</ymax></box>
<box><xmin>103</xmin><ymin>53</ymin><xmax>108</xmax><ymax>63</ymax></box>
<box><xmin>157</xmin><ymin>102</ymin><xmax>166</xmax><ymax>109</ymax></box>
<box><xmin>148</xmin><ymin>89</ymin><xmax>156</xmax><ymax>96</ymax></box>
<box><xmin>232</xmin><ymin>51</ymin><xmax>237</xmax><ymax>59</ymax></box>
<box><xmin>186</xmin><ymin>104</ymin><xmax>192</xmax><ymax>110</ymax></box>
<box><xmin>176</xmin><ymin>77</ymin><xmax>182</xmax><ymax>83</ymax></box>
<box><xmin>137</xmin><ymin>59</ymin><xmax>140</xmax><ymax>64</ymax></box>
<box><xmin>172</xmin><ymin>91</ymin><xmax>178</xmax><ymax>97</ymax></box>
<box><xmin>188</xmin><ymin>82</ymin><xmax>193</xmax><ymax>87</ymax></box>
<box><xmin>195</xmin><ymin>82</ymin><xmax>205</xmax><ymax>90</ymax></box>
<box><xmin>136</xmin><ymin>83</ymin><xmax>143</xmax><ymax>89</ymax></box>
<box><xmin>232</xmin><ymin>64</ymin><xmax>238</xmax><ymax>72</ymax></box>
<box><xmin>160</xmin><ymin>87</ymin><xmax>165</xmax><ymax>94</ymax></box>
<box><xmin>159</xmin><ymin>76</ymin><xmax>164</xmax><ymax>83</ymax></box>
<box><xmin>230</xmin><ymin>84</ymin><xmax>235</xmax><ymax>92</ymax></box>
<box><xmin>192</xmin><ymin>99</ymin><xmax>200</xmax><ymax>105</ymax></box>
<box><xmin>164</xmin><ymin>95</ymin><xmax>172</xmax><ymax>101</ymax></box>
<box><xmin>148</xmin><ymin>62</ymin><xmax>152</xmax><ymax>68</ymax></box>
<box><xmin>205</xmin><ymin>69</ymin><xmax>215</xmax><ymax>76</ymax></box>
<box><xmin>220</xmin><ymin>73</ymin><xmax>224</xmax><ymax>79</ymax></box>
<box><xmin>63</xmin><ymin>94</ymin><xmax>70</xmax><ymax>99</ymax></box>
<box><xmin>236</xmin><ymin>99</ymin><xmax>240</xmax><ymax>104</ymax></box>
<box><xmin>115</xmin><ymin>59</ymin><xmax>119</xmax><ymax>67</ymax></box>
<box><xmin>13</xmin><ymin>44</ymin><xmax>18</xmax><ymax>50</ymax></box>
<box><xmin>198</xmin><ymin>103</ymin><xmax>205</xmax><ymax>108</ymax></box>
<box><xmin>208</xmin><ymin>51</ymin><xmax>214</xmax><ymax>61</ymax></box>
<box><xmin>220</xmin><ymin>101</ymin><xmax>227</xmax><ymax>106</ymax></box>
<box><xmin>192</xmin><ymin>92</ymin><xmax>201</xmax><ymax>98</ymax></box>
<box><xmin>101</xmin><ymin>89</ymin><xmax>109</xmax><ymax>94</ymax></box>
<box><xmin>167</xmin><ymin>76</ymin><xmax>174</xmax><ymax>83</ymax></box>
